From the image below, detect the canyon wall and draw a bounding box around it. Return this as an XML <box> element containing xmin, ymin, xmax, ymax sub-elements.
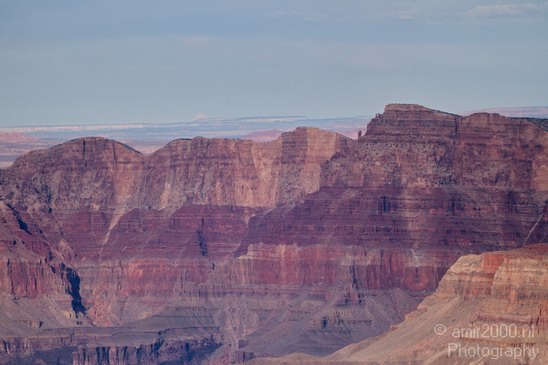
<box><xmin>0</xmin><ymin>104</ymin><xmax>546</xmax><ymax>364</ymax></box>
<box><xmin>255</xmin><ymin>244</ymin><xmax>548</xmax><ymax>364</ymax></box>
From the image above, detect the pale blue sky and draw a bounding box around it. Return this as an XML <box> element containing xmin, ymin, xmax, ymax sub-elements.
<box><xmin>1</xmin><ymin>0</ymin><xmax>547</xmax><ymax>127</ymax></box>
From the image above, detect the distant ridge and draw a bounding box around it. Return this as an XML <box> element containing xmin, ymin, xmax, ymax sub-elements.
<box><xmin>462</xmin><ymin>106</ymin><xmax>548</xmax><ymax>118</ymax></box>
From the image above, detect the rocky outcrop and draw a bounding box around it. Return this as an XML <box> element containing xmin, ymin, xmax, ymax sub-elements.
<box><xmin>238</xmin><ymin>104</ymin><xmax>547</xmax><ymax>297</ymax></box>
<box><xmin>0</xmin><ymin>331</ymin><xmax>220</xmax><ymax>365</ymax></box>
<box><xmin>70</xmin><ymin>337</ymin><xmax>220</xmax><ymax>365</ymax></box>
<box><xmin>253</xmin><ymin>244</ymin><xmax>548</xmax><ymax>364</ymax></box>
<box><xmin>0</xmin><ymin>127</ymin><xmax>355</xmax><ymax>363</ymax></box>
<box><xmin>9</xmin><ymin>127</ymin><xmax>349</xmax><ymax>210</ymax></box>
<box><xmin>2</xmin><ymin>128</ymin><xmax>348</xmax><ymax>259</ymax></box>
<box><xmin>0</xmin><ymin>105</ymin><xmax>546</xmax><ymax>364</ymax></box>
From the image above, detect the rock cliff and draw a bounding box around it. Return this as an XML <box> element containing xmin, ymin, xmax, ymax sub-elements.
<box><xmin>253</xmin><ymin>244</ymin><xmax>548</xmax><ymax>364</ymax></box>
<box><xmin>0</xmin><ymin>104</ymin><xmax>546</xmax><ymax>364</ymax></box>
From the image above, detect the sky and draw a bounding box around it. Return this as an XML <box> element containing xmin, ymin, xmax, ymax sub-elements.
<box><xmin>0</xmin><ymin>0</ymin><xmax>547</xmax><ymax>127</ymax></box>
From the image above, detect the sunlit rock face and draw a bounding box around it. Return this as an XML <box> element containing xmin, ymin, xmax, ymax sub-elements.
<box><xmin>253</xmin><ymin>244</ymin><xmax>548</xmax><ymax>364</ymax></box>
<box><xmin>0</xmin><ymin>104</ymin><xmax>546</xmax><ymax>364</ymax></box>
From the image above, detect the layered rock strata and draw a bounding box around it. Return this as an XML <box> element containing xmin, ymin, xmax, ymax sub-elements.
<box><xmin>253</xmin><ymin>244</ymin><xmax>548</xmax><ymax>364</ymax></box>
<box><xmin>0</xmin><ymin>104</ymin><xmax>546</xmax><ymax>364</ymax></box>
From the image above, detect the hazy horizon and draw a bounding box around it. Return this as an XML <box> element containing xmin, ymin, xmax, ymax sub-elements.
<box><xmin>1</xmin><ymin>105</ymin><xmax>547</xmax><ymax>130</ymax></box>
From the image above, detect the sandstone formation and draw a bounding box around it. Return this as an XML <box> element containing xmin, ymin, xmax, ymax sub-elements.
<box><xmin>0</xmin><ymin>104</ymin><xmax>546</xmax><ymax>364</ymax></box>
<box><xmin>253</xmin><ymin>244</ymin><xmax>548</xmax><ymax>364</ymax></box>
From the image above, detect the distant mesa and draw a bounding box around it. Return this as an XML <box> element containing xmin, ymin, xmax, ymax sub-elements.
<box><xmin>462</xmin><ymin>106</ymin><xmax>548</xmax><ymax>118</ymax></box>
<box><xmin>242</xmin><ymin>129</ymin><xmax>283</xmax><ymax>142</ymax></box>
<box><xmin>0</xmin><ymin>132</ymin><xmax>40</xmax><ymax>143</ymax></box>
<box><xmin>384</xmin><ymin>103</ymin><xmax>441</xmax><ymax>113</ymax></box>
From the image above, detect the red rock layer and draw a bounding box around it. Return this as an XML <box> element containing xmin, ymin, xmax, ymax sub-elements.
<box><xmin>253</xmin><ymin>244</ymin><xmax>548</xmax><ymax>364</ymax></box>
<box><xmin>0</xmin><ymin>105</ymin><xmax>545</xmax><ymax>364</ymax></box>
<box><xmin>9</xmin><ymin>127</ymin><xmax>349</xmax><ymax>210</ymax></box>
<box><xmin>238</xmin><ymin>104</ymin><xmax>547</xmax><ymax>296</ymax></box>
